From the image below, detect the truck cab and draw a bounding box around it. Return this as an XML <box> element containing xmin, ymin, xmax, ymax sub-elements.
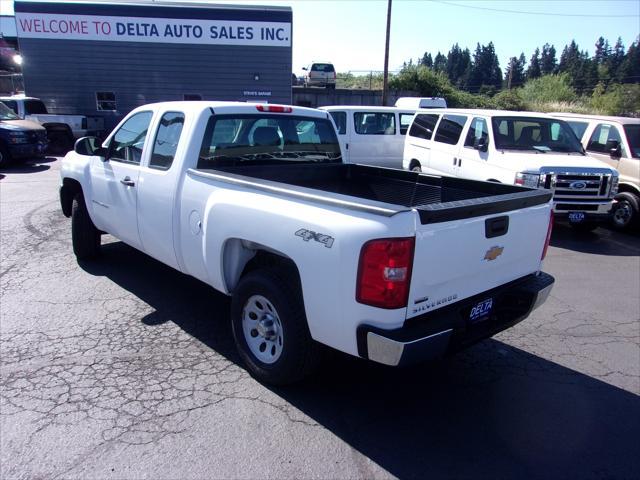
<box><xmin>0</xmin><ymin>101</ymin><xmax>48</xmax><ymax>166</ymax></box>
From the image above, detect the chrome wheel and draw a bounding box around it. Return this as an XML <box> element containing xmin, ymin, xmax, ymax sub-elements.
<box><xmin>612</xmin><ymin>201</ymin><xmax>633</xmax><ymax>228</ymax></box>
<box><xmin>242</xmin><ymin>295</ymin><xmax>284</xmax><ymax>364</ymax></box>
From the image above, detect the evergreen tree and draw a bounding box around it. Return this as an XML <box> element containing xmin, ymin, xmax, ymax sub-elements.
<box><xmin>445</xmin><ymin>43</ymin><xmax>472</xmax><ymax>88</ymax></box>
<box><xmin>594</xmin><ymin>37</ymin><xmax>611</xmax><ymax>65</ymax></box>
<box><xmin>618</xmin><ymin>37</ymin><xmax>640</xmax><ymax>83</ymax></box>
<box><xmin>421</xmin><ymin>52</ymin><xmax>433</xmax><ymax>68</ymax></box>
<box><xmin>526</xmin><ymin>48</ymin><xmax>542</xmax><ymax>80</ymax></box>
<box><xmin>433</xmin><ymin>52</ymin><xmax>447</xmax><ymax>73</ymax></box>
<box><xmin>468</xmin><ymin>42</ymin><xmax>502</xmax><ymax>93</ymax></box>
<box><xmin>607</xmin><ymin>37</ymin><xmax>626</xmax><ymax>81</ymax></box>
<box><xmin>505</xmin><ymin>53</ymin><xmax>526</xmax><ymax>88</ymax></box>
<box><xmin>540</xmin><ymin>43</ymin><xmax>557</xmax><ymax>75</ymax></box>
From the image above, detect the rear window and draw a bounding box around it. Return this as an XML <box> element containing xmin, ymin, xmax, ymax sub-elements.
<box><xmin>198</xmin><ymin>114</ymin><xmax>341</xmax><ymax>169</ymax></box>
<box><xmin>408</xmin><ymin>114</ymin><xmax>439</xmax><ymax>140</ymax></box>
<box><xmin>311</xmin><ymin>63</ymin><xmax>335</xmax><ymax>73</ymax></box>
<box><xmin>24</xmin><ymin>100</ymin><xmax>48</xmax><ymax>115</ymax></box>
<box><xmin>566</xmin><ymin>120</ymin><xmax>589</xmax><ymax>141</ymax></box>
<box><xmin>150</xmin><ymin>112</ymin><xmax>185</xmax><ymax>171</ymax></box>
<box><xmin>434</xmin><ymin>114</ymin><xmax>467</xmax><ymax>145</ymax></box>
<box><xmin>354</xmin><ymin>112</ymin><xmax>395</xmax><ymax>135</ymax></box>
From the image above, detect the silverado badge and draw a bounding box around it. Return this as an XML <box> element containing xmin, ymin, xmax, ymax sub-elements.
<box><xmin>484</xmin><ymin>246</ymin><xmax>504</xmax><ymax>261</ymax></box>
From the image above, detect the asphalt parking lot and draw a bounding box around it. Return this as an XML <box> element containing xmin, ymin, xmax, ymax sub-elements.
<box><xmin>1</xmin><ymin>157</ymin><xmax>639</xmax><ymax>480</ymax></box>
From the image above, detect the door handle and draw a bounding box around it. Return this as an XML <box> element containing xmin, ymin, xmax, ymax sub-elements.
<box><xmin>453</xmin><ymin>157</ymin><xmax>457</xmax><ymax>165</ymax></box>
<box><xmin>120</xmin><ymin>176</ymin><xmax>135</xmax><ymax>187</ymax></box>
<box><xmin>458</xmin><ymin>158</ymin><xmax>462</xmax><ymax>166</ymax></box>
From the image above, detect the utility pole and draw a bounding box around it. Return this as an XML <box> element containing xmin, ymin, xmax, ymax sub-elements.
<box><xmin>382</xmin><ymin>0</ymin><xmax>392</xmax><ymax>106</ymax></box>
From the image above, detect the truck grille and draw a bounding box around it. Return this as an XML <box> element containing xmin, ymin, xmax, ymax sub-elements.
<box><xmin>542</xmin><ymin>171</ymin><xmax>612</xmax><ymax>201</ymax></box>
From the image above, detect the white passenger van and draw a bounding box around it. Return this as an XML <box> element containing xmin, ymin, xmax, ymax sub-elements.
<box><xmin>402</xmin><ymin>108</ymin><xmax>619</xmax><ymax>230</ymax></box>
<box><xmin>395</xmin><ymin>97</ymin><xmax>447</xmax><ymax>109</ymax></box>
<box><xmin>320</xmin><ymin>106</ymin><xmax>416</xmax><ymax>169</ymax></box>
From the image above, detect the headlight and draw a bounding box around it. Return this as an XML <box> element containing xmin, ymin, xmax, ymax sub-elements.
<box><xmin>611</xmin><ymin>174</ymin><xmax>619</xmax><ymax>196</ymax></box>
<box><xmin>515</xmin><ymin>172</ymin><xmax>541</xmax><ymax>188</ymax></box>
<box><xmin>8</xmin><ymin>131</ymin><xmax>29</xmax><ymax>144</ymax></box>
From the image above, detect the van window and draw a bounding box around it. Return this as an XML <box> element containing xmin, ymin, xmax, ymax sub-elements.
<box><xmin>150</xmin><ymin>112</ymin><xmax>184</xmax><ymax>170</ymax></box>
<box><xmin>329</xmin><ymin>111</ymin><xmax>347</xmax><ymax>135</ymax></box>
<box><xmin>492</xmin><ymin>117</ymin><xmax>583</xmax><ymax>153</ymax></box>
<box><xmin>587</xmin><ymin>124</ymin><xmax>623</xmax><ymax>154</ymax></box>
<box><xmin>464</xmin><ymin>117</ymin><xmax>489</xmax><ymax>148</ymax></box>
<box><xmin>434</xmin><ymin>114</ymin><xmax>467</xmax><ymax>145</ymax></box>
<box><xmin>399</xmin><ymin>113</ymin><xmax>413</xmax><ymax>135</ymax></box>
<box><xmin>1</xmin><ymin>100</ymin><xmax>18</xmax><ymax>114</ymax></box>
<box><xmin>566</xmin><ymin>120</ymin><xmax>589</xmax><ymax>141</ymax></box>
<box><xmin>408</xmin><ymin>114</ymin><xmax>439</xmax><ymax>140</ymax></box>
<box><xmin>623</xmin><ymin>125</ymin><xmax>639</xmax><ymax>158</ymax></box>
<box><xmin>354</xmin><ymin>112</ymin><xmax>395</xmax><ymax>135</ymax></box>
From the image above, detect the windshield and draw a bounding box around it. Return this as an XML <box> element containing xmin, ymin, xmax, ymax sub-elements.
<box><xmin>0</xmin><ymin>102</ymin><xmax>20</xmax><ymax>121</ymax></box>
<box><xmin>623</xmin><ymin>125</ymin><xmax>640</xmax><ymax>158</ymax></box>
<box><xmin>198</xmin><ymin>114</ymin><xmax>342</xmax><ymax>169</ymax></box>
<box><xmin>492</xmin><ymin>116</ymin><xmax>584</xmax><ymax>154</ymax></box>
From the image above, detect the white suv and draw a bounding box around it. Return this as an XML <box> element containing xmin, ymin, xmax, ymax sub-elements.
<box><xmin>303</xmin><ymin>62</ymin><xmax>336</xmax><ymax>89</ymax></box>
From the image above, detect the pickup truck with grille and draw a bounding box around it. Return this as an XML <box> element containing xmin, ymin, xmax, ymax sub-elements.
<box><xmin>403</xmin><ymin>109</ymin><xmax>619</xmax><ymax>232</ymax></box>
<box><xmin>59</xmin><ymin>102</ymin><xmax>555</xmax><ymax>385</ymax></box>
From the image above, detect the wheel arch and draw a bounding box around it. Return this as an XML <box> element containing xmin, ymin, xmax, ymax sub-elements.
<box><xmin>60</xmin><ymin>177</ymin><xmax>83</xmax><ymax>217</ymax></box>
<box><xmin>617</xmin><ymin>182</ymin><xmax>640</xmax><ymax>199</ymax></box>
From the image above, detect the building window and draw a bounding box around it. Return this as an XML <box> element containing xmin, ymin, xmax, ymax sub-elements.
<box><xmin>184</xmin><ymin>94</ymin><xmax>202</xmax><ymax>101</ymax></box>
<box><xmin>96</xmin><ymin>92</ymin><xmax>116</xmax><ymax>111</ymax></box>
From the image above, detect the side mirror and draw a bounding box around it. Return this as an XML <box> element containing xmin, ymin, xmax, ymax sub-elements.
<box><xmin>74</xmin><ymin>136</ymin><xmax>107</xmax><ymax>158</ymax></box>
<box><xmin>475</xmin><ymin>137</ymin><xmax>489</xmax><ymax>152</ymax></box>
<box><xmin>609</xmin><ymin>141</ymin><xmax>622</xmax><ymax>159</ymax></box>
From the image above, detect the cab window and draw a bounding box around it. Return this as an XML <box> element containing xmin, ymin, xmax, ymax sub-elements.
<box><xmin>108</xmin><ymin>111</ymin><xmax>153</xmax><ymax>165</ymax></box>
<box><xmin>149</xmin><ymin>112</ymin><xmax>184</xmax><ymax>170</ymax></box>
<box><xmin>587</xmin><ymin>124</ymin><xmax>624</xmax><ymax>155</ymax></box>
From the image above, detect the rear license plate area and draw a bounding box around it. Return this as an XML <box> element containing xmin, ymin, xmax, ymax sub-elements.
<box><xmin>468</xmin><ymin>298</ymin><xmax>493</xmax><ymax>324</ymax></box>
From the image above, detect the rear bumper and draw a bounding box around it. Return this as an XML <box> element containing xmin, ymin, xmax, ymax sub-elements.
<box><xmin>356</xmin><ymin>272</ymin><xmax>555</xmax><ymax>366</ymax></box>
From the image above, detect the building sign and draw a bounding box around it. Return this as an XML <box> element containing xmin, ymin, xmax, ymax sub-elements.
<box><xmin>15</xmin><ymin>13</ymin><xmax>291</xmax><ymax>47</ymax></box>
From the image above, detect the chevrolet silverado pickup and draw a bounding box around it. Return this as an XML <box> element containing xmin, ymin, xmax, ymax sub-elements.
<box><xmin>60</xmin><ymin>102</ymin><xmax>555</xmax><ymax>385</ymax></box>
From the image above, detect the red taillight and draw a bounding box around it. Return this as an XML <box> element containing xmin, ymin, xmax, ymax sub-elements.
<box><xmin>356</xmin><ymin>237</ymin><xmax>415</xmax><ymax>309</ymax></box>
<box><xmin>256</xmin><ymin>105</ymin><xmax>292</xmax><ymax>113</ymax></box>
<box><xmin>541</xmin><ymin>210</ymin><xmax>554</xmax><ymax>260</ymax></box>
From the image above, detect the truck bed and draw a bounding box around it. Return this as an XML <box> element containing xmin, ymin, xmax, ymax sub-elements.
<box><xmin>195</xmin><ymin>163</ymin><xmax>552</xmax><ymax>223</ymax></box>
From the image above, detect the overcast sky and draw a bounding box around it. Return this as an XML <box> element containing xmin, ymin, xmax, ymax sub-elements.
<box><xmin>2</xmin><ymin>0</ymin><xmax>639</xmax><ymax>75</ymax></box>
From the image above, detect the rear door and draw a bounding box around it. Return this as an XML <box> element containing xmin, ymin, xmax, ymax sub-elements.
<box><xmin>89</xmin><ymin>110</ymin><xmax>153</xmax><ymax>250</ymax></box>
<box><xmin>430</xmin><ymin>114</ymin><xmax>468</xmax><ymax>177</ymax></box>
<box><xmin>350</xmin><ymin>111</ymin><xmax>397</xmax><ymax>167</ymax></box>
<box><xmin>407</xmin><ymin>203</ymin><xmax>551</xmax><ymax>320</ymax></box>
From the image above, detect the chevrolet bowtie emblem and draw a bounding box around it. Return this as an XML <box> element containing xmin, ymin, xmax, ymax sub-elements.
<box><xmin>484</xmin><ymin>246</ymin><xmax>504</xmax><ymax>261</ymax></box>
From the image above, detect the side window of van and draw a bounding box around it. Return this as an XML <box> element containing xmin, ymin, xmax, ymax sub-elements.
<box><xmin>354</xmin><ymin>112</ymin><xmax>395</xmax><ymax>135</ymax></box>
<box><xmin>587</xmin><ymin>124</ymin><xmax>623</xmax><ymax>154</ymax></box>
<box><xmin>329</xmin><ymin>111</ymin><xmax>347</xmax><ymax>135</ymax></box>
<box><xmin>399</xmin><ymin>113</ymin><xmax>414</xmax><ymax>135</ymax></box>
<box><xmin>408</xmin><ymin>114</ymin><xmax>439</xmax><ymax>140</ymax></box>
<box><xmin>434</xmin><ymin>114</ymin><xmax>468</xmax><ymax>145</ymax></box>
<box><xmin>464</xmin><ymin>117</ymin><xmax>489</xmax><ymax>148</ymax></box>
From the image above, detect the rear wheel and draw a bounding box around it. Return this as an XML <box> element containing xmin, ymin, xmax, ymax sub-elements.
<box><xmin>231</xmin><ymin>268</ymin><xmax>322</xmax><ymax>385</ymax></box>
<box><xmin>610</xmin><ymin>192</ymin><xmax>639</xmax><ymax>230</ymax></box>
<box><xmin>71</xmin><ymin>193</ymin><xmax>101</xmax><ymax>260</ymax></box>
<box><xmin>409</xmin><ymin>160</ymin><xmax>422</xmax><ymax>173</ymax></box>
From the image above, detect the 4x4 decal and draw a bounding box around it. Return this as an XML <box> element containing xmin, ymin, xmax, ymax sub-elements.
<box><xmin>295</xmin><ymin>229</ymin><xmax>334</xmax><ymax>248</ymax></box>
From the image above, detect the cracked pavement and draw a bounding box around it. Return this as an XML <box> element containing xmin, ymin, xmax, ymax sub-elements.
<box><xmin>1</xmin><ymin>158</ymin><xmax>639</xmax><ymax>479</ymax></box>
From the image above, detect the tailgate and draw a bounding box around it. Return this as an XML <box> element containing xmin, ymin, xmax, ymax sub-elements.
<box><xmin>407</xmin><ymin>202</ymin><xmax>551</xmax><ymax>319</ymax></box>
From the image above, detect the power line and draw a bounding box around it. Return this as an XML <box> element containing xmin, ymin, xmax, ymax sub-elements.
<box><xmin>432</xmin><ymin>0</ymin><xmax>640</xmax><ymax>18</ymax></box>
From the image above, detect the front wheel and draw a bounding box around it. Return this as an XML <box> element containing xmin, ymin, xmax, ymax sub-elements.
<box><xmin>610</xmin><ymin>192</ymin><xmax>639</xmax><ymax>230</ymax></box>
<box><xmin>409</xmin><ymin>161</ymin><xmax>422</xmax><ymax>173</ymax></box>
<box><xmin>71</xmin><ymin>193</ymin><xmax>101</xmax><ymax>260</ymax></box>
<box><xmin>0</xmin><ymin>143</ymin><xmax>12</xmax><ymax>167</ymax></box>
<box><xmin>231</xmin><ymin>268</ymin><xmax>322</xmax><ymax>385</ymax></box>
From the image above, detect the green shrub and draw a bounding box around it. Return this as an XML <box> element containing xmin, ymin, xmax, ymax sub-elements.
<box><xmin>492</xmin><ymin>89</ymin><xmax>526</xmax><ymax>111</ymax></box>
<box><xmin>519</xmin><ymin>74</ymin><xmax>578</xmax><ymax>105</ymax></box>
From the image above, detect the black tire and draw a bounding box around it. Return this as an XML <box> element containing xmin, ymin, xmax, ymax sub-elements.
<box><xmin>409</xmin><ymin>160</ymin><xmax>422</xmax><ymax>172</ymax></box>
<box><xmin>0</xmin><ymin>143</ymin><xmax>12</xmax><ymax>167</ymax></box>
<box><xmin>231</xmin><ymin>268</ymin><xmax>322</xmax><ymax>385</ymax></box>
<box><xmin>610</xmin><ymin>192</ymin><xmax>639</xmax><ymax>231</ymax></box>
<box><xmin>71</xmin><ymin>193</ymin><xmax>101</xmax><ymax>260</ymax></box>
<box><xmin>570</xmin><ymin>221</ymin><xmax>599</xmax><ymax>232</ymax></box>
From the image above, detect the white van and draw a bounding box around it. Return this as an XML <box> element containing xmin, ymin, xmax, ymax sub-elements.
<box><xmin>395</xmin><ymin>97</ymin><xmax>447</xmax><ymax>109</ymax></box>
<box><xmin>402</xmin><ymin>108</ymin><xmax>619</xmax><ymax>230</ymax></box>
<box><xmin>320</xmin><ymin>106</ymin><xmax>416</xmax><ymax>169</ymax></box>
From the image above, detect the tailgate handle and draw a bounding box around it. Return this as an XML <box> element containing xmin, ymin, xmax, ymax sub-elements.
<box><xmin>485</xmin><ymin>216</ymin><xmax>509</xmax><ymax>238</ymax></box>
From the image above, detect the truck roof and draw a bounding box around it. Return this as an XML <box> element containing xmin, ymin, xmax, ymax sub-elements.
<box><xmin>319</xmin><ymin>105</ymin><xmax>416</xmax><ymax>113</ymax></box>
<box><xmin>419</xmin><ymin>108</ymin><xmax>560</xmax><ymax>119</ymax></box>
<box><xmin>548</xmin><ymin>112</ymin><xmax>640</xmax><ymax>125</ymax></box>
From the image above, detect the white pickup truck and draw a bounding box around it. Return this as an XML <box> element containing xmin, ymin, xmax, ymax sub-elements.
<box><xmin>0</xmin><ymin>95</ymin><xmax>104</xmax><ymax>153</ymax></box>
<box><xmin>59</xmin><ymin>102</ymin><xmax>555</xmax><ymax>385</ymax></box>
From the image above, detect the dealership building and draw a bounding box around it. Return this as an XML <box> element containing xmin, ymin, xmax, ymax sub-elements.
<box><xmin>13</xmin><ymin>0</ymin><xmax>293</xmax><ymax>129</ymax></box>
